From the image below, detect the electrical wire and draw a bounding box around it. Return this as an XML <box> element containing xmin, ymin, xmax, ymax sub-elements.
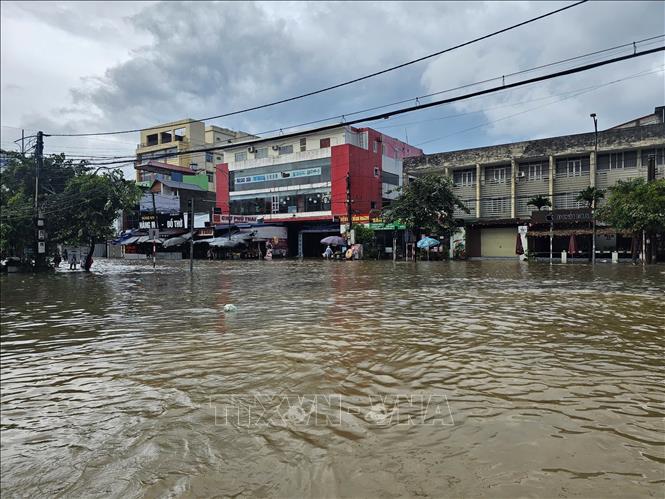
<box><xmin>32</xmin><ymin>35</ymin><xmax>662</xmax><ymax>165</ymax></box>
<box><xmin>73</xmin><ymin>45</ymin><xmax>665</xmax><ymax>168</ymax></box>
<box><xmin>45</xmin><ymin>1</ymin><xmax>590</xmax><ymax>138</ymax></box>
<box><xmin>414</xmin><ymin>65</ymin><xmax>665</xmax><ymax>147</ymax></box>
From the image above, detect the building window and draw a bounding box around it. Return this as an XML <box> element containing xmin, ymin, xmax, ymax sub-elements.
<box><xmin>641</xmin><ymin>148</ymin><xmax>665</xmax><ymax>166</ymax></box>
<box><xmin>556</xmin><ymin>157</ymin><xmax>589</xmax><ymax>176</ymax></box>
<box><xmin>567</xmin><ymin>159</ymin><xmax>582</xmax><ymax>176</ymax></box>
<box><xmin>146</xmin><ymin>133</ymin><xmax>158</xmax><ymax>146</ymax></box>
<box><xmin>255</xmin><ymin>147</ymin><xmax>268</xmax><ymax>159</ymax></box>
<box><xmin>518</xmin><ymin>162</ymin><xmax>548</xmax><ymax>181</ymax></box>
<box><xmin>382</xmin><ymin>143</ymin><xmax>386</xmax><ymax>155</ymax></box>
<box><xmin>371</xmin><ymin>201</ymin><xmax>377</xmax><ymax>209</ymax></box>
<box><xmin>555</xmin><ymin>192</ymin><xmax>585</xmax><ymax>209</ymax></box>
<box><xmin>381</xmin><ymin>171</ymin><xmax>400</xmax><ymax>185</ymax></box>
<box><xmin>373</xmin><ymin>141</ymin><xmax>378</xmax><ymax>153</ymax></box>
<box><xmin>300</xmin><ymin>138</ymin><xmax>307</xmax><ymax>152</ymax></box>
<box><xmin>235</xmin><ymin>151</ymin><xmax>247</xmax><ymax>162</ymax></box>
<box><xmin>486</xmin><ymin>167</ymin><xmax>507</xmax><ymax>183</ymax></box>
<box><xmin>453</xmin><ymin>169</ymin><xmax>475</xmax><ymax>186</ymax></box>
<box><xmin>205</xmin><ymin>152</ymin><xmax>213</xmax><ymax>162</ymax></box>
<box><xmin>279</xmin><ymin>145</ymin><xmax>293</xmax><ymax>155</ymax></box>
<box><xmin>374</xmin><ymin>167</ymin><xmax>380</xmax><ymax>177</ymax></box>
<box><xmin>599</xmin><ymin>152</ymin><xmax>631</xmax><ymax>170</ymax></box>
<box><xmin>359</xmin><ymin>132</ymin><xmax>368</xmax><ymax>150</ymax></box>
<box><xmin>320</xmin><ymin>138</ymin><xmax>330</xmax><ymax>149</ymax></box>
<box><xmin>216</xmin><ymin>155</ymin><xmax>222</xmax><ymax>161</ymax></box>
<box><xmin>207</xmin><ymin>173</ymin><xmax>214</xmax><ymax>183</ymax></box>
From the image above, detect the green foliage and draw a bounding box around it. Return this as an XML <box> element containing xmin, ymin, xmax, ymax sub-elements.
<box><xmin>353</xmin><ymin>225</ymin><xmax>375</xmax><ymax>245</ymax></box>
<box><xmin>0</xmin><ymin>150</ymin><xmax>140</xmax><ymax>257</ymax></box>
<box><xmin>576</xmin><ymin>186</ymin><xmax>604</xmax><ymax>209</ymax></box>
<box><xmin>526</xmin><ymin>194</ymin><xmax>551</xmax><ymax>211</ymax></box>
<box><xmin>50</xmin><ymin>169</ymin><xmax>140</xmax><ymax>246</ymax></box>
<box><xmin>596</xmin><ymin>178</ymin><xmax>665</xmax><ymax>233</ymax></box>
<box><xmin>382</xmin><ymin>173</ymin><xmax>468</xmax><ymax>236</ymax></box>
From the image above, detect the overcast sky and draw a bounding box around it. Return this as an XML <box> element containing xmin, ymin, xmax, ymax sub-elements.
<box><xmin>1</xmin><ymin>0</ymin><xmax>664</xmax><ymax>169</ymax></box>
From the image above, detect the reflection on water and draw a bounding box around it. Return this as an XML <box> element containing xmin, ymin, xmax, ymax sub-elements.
<box><xmin>1</xmin><ymin>259</ymin><xmax>664</xmax><ymax>498</ymax></box>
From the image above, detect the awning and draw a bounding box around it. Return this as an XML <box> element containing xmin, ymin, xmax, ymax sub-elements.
<box><xmin>136</xmin><ymin>236</ymin><xmax>163</xmax><ymax>244</ymax></box>
<box><xmin>120</xmin><ymin>236</ymin><xmax>140</xmax><ymax>245</ymax></box>
<box><xmin>527</xmin><ymin>227</ymin><xmax>628</xmax><ymax>237</ymax></box>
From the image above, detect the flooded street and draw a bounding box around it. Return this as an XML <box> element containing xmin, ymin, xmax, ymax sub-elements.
<box><xmin>1</xmin><ymin>259</ymin><xmax>664</xmax><ymax>498</ymax></box>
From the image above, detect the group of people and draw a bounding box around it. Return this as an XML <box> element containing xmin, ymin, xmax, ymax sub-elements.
<box><xmin>322</xmin><ymin>244</ymin><xmax>361</xmax><ymax>260</ymax></box>
<box><xmin>52</xmin><ymin>248</ymin><xmax>93</xmax><ymax>271</ymax></box>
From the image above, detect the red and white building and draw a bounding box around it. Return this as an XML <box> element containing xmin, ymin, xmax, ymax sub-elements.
<box><xmin>214</xmin><ymin>125</ymin><xmax>422</xmax><ymax>255</ymax></box>
<box><xmin>215</xmin><ymin>125</ymin><xmax>423</xmax><ymax>223</ymax></box>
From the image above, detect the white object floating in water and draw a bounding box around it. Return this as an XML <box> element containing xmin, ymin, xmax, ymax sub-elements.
<box><xmin>223</xmin><ymin>304</ymin><xmax>237</xmax><ymax>313</ymax></box>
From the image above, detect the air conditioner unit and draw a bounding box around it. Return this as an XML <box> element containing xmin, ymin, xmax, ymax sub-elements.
<box><xmin>517</xmin><ymin>172</ymin><xmax>526</xmax><ymax>179</ymax></box>
<box><xmin>248</xmin><ymin>146</ymin><xmax>256</xmax><ymax>153</ymax></box>
<box><xmin>272</xmin><ymin>145</ymin><xmax>280</xmax><ymax>151</ymax></box>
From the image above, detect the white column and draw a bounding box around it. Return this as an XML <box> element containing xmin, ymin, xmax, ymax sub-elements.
<box><xmin>510</xmin><ymin>158</ymin><xmax>517</xmax><ymax>219</ymax></box>
<box><xmin>476</xmin><ymin>163</ymin><xmax>481</xmax><ymax>217</ymax></box>
<box><xmin>548</xmin><ymin>155</ymin><xmax>555</xmax><ymax>209</ymax></box>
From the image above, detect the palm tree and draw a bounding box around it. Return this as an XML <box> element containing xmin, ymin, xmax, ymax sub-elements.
<box><xmin>576</xmin><ymin>186</ymin><xmax>605</xmax><ymax>209</ymax></box>
<box><xmin>576</xmin><ymin>187</ymin><xmax>605</xmax><ymax>263</ymax></box>
<box><xmin>526</xmin><ymin>194</ymin><xmax>552</xmax><ymax>211</ymax></box>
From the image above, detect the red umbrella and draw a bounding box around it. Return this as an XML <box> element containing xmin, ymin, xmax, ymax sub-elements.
<box><xmin>515</xmin><ymin>234</ymin><xmax>524</xmax><ymax>255</ymax></box>
<box><xmin>568</xmin><ymin>234</ymin><xmax>578</xmax><ymax>255</ymax></box>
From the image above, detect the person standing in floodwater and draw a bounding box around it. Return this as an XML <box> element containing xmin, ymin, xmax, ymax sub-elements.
<box><xmin>323</xmin><ymin>245</ymin><xmax>333</xmax><ymax>259</ymax></box>
<box><xmin>69</xmin><ymin>253</ymin><xmax>77</xmax><ymax>270</ymax></box>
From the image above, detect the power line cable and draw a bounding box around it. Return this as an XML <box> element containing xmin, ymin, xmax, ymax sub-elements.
<box><xmin>415</xmin><ymin>67</ymin><xmax>665</xmax><ymax>147</ymax></box>
<box><xmin>46</xmin><ymin>0</ymin><xmax>590</xmax><ymax>138</ymax></box>
<box><xmin>381</xmin><ymin>65</ymin><xmax>664</xmax><ymax>135</ymax></box>
<box><xmin>43</xmin><ymin>35</ymin><xmax>663</xmax><ymax>165</ymax></box>
<box><xmin>76</xmin><ymin>45</ymin><xmax>665</xmax><ymax>168</ymax></box>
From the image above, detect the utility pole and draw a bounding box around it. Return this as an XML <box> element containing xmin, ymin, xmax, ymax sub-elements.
<box><xmin>228</xmin><ymin>169</ymin><xmax>232</xmax><ymax>240</ymax></box>
<box><xmin>151</xmin><ymin>191</ymin><xmax>158</xmax><ymax>269</ymax></box>
<box><xmin>590</xmin><ymin>113</ymin><xmax>598</xmax><ymax>265</ymax></box>
<box><xmin>645</xmin><ymin>154</ymin><xmax>656</xmax><ymax>264</ymax></box>
<box><xmin>35</xmin><ymin>132</ymin><xmax>43</xmax><ymax>210</ymax></box>
<box><xmin>34</xmin><ymin>131</ymin><xmax>46</xmax><ymax>269</ymax></box>
<box><xmin>346</xmin><ymin>172</ymin><xmax>352</xmax><ymax>234</ymax></box>
<box><xmin>547</xmin><ymin>213</ymin><xmax>553</xmax><ymax>265</ymax></box>
<box><xmin>189</xmin><ymin>198</ymin><xmax>195</xmax><ymax>272</ymax></box>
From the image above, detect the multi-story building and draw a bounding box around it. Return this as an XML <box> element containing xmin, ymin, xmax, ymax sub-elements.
<box><xmin>214</xmin><ymin>125</ymin><xmax>423</xmax><ymax>256</ymax></box>
<box><xmin>404</xmin><ymin>106</ymin><xmax>665</xmax><ymax>258</ymax></box>
<box><xmin>135</xmin><ymin>119</ymin><xmax>250</xmax><ymax>192</ymax></box>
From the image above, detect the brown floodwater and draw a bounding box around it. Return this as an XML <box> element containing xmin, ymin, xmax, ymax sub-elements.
<box><xmin>1</xmin><ymin>259</ymin><xmax>664</xmax><ymax>498</ymax></box>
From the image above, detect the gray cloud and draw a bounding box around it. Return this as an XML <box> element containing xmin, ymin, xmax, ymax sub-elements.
<box><xmin>2</xmin><ymin>0</ymin><xmax>664</xmax><ymax>157</ymax></box>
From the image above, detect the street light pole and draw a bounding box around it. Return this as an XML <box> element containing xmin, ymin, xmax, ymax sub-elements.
<box><xmin>590</xmin><ymin>113</ymin><xmax>598</xmax><ymax>265</ymax></box>
<box><xmin>189</xmin><ymin>198</ymin><xmax>194</xmax><ymax>273</ymax></box>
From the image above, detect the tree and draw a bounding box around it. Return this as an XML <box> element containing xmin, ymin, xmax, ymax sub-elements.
<box><xmin>0</xmin><ymin>150</ymin><xmax>140</xmax><ymax>268</ymax></box>
<box><xmin>576</xmin><ymin>186</ymin><xmax>604</xmax><ymax>209</ymax></box>
<box><xmin>1</xmin><ymin>151</ymin><xmax>83</xmax><ymax>258</ymax></box>
<box><xmin>382</xmin><ymin>173</ymin><xmax>468</xmax><ymax>236</ymax></box>
<box><xmin>526</xmin><ymin>194</ymin><xmax>551</xmax><ymax>211</ymax></box>
<box><xmin>50</xmin><ymin>170</ymin><xmax>140</xmax><ymax>270</ymax></box>
<box><xmin>596</xmin><ymin>178</ymin><xmax>665</xmax><ymax>263</ymax></box>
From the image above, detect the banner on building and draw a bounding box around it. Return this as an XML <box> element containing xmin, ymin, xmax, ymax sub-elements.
<box><xmin>212</xmin><ymin>214</ymin><xmax>259</xmax><ymax>224</ymax></box>
<box><xmin>531</xmin><ymin>208</ymin><xmax>591</xmax><ymax>224</ymax></box>
<box><xmin>139</xmin><ymin>213</ymin><xmax>185</xmax><ymax>229</ymax></box>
